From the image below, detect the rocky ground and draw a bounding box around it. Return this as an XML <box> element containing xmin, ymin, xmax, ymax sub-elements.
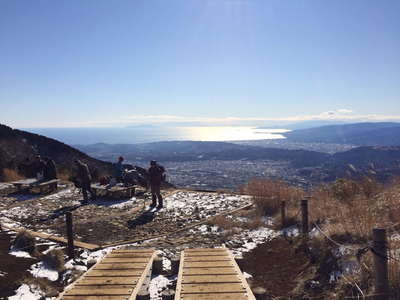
<box><xmin>0</xmin><ymin>183</ymin><xmax>251</xmax><ymax>245</ymax></box>
<box><xmin>0</xmin><ymin>182</ymin><xmax>354</xmax><ymax>300</ymax></box>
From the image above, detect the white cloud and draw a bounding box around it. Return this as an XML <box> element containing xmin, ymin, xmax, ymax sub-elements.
<box><xmin>19</xmin><ymin>110</ymin><xmax>400</xmax><ymax>128</ymax></box>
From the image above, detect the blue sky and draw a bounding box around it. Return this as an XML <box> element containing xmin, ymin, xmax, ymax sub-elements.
<box><xmin>1</xmin><ymin>0</ymin><xmax>399</xmax><ymax>128</ymax></box>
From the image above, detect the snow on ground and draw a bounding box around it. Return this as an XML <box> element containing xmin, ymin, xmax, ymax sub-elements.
<box><xmin>229</xmin><ymin>227</ymin><xmax>279</xmax><ymax>255</ymax></box>
<box><xmin>29</xmin><ymin>262</ymin><xmax>59</xmax><ymax>281</ymax></box>
<box><xmin>9</xmin><ymin>249</ymin><xmax>34</xmax><ymax>258</ymax></box>
<box><xmin>164</xmin><ymin>191</ymin><xmax>251</xmax><ymax>218</ymax></box>
<box><xmin>8</xmin><ymin>284</ymin><xmax>43</xmax><ymax>300</ymax></box>
<box><xmin>149</xmin><ymin>275</ymin><xmax>176</xmax><ymax>300</ymax></box>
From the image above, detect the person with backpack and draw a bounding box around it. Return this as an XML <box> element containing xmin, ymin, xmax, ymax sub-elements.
<box><xmin>148</xmin><ymin>160</ymin><xmax>165</xmax><ymax>208</ymax></box>
<box><xmin>75</xmin><ymin>160</ymin><xmax>96</xmax><ymax>203</ymax></box>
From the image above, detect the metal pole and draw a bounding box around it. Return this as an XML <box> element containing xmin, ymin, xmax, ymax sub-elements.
<box><xmin>66</xmin><ymin>211</ymin><xmax>75</xmax><ymax>260</ymax></box>
<box><xmin>372</xmin><ymin>228</ymin><xmax>389</xmax><ymax>300</ymax></box>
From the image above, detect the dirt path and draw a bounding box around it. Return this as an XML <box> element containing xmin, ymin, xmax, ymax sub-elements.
<box><xmin>242</xmin><ymin>237</ymin><xmax>310</xmax><ymax>299</ymax></box>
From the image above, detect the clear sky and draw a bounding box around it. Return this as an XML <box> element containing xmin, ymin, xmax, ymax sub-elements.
<box><xmin>1</xmin><ymin>0</ymin><xmax>399</xmax><ymax>128</ymax></box>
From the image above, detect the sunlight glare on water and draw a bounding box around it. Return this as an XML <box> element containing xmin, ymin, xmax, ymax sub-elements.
<box><xmin>178</xmin><ymin>127</ymin><xmax>290</xmax><ymax>142</ymax></box>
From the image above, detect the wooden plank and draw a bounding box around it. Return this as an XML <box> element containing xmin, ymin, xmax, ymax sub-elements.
<box><xmin>113</xmin><ymin>249</ymin><xmax>154</xmax><ymax>253</ymax></box>
<box><xmin>127</xmin><ymin>250</ymin><xmax>156</xmax><ymax>300</ymax></box>
<box><xmin>226</xmin><ymin>249</ymin><xmax>256</xmax><ymax>300</ymax></box>
<box><xmin>65</xmin><ymin>288</ymin><xmax>132</xmax><ymax>296</ymax></box>
<box><xmin>94</xmin><ymin>263</ymin><xmax>147</xmax><ymax>270</ymax></box>
<box><xmin>12</xmin><ymin>178</ymin><xmax>37</xmax><ymax>185</ymax></box>
<box><xmin>38</xmin><ymin>179</ymin><xmax>59</xmax><ymax>186</ymax></box>
<box><xmin>184</xmin><ymin>256</ymin><xmax>231</xmax><ymax>262</ymax></box>
<box><xmin>63</xmin><ymin>296</ymin><xmax>127</xmax><ymax>300</ymax></box>
<box><xmin>181</xmin><ymin>283</ymin><xmax>246</xmax><ymax>294</ymax></box>
<box><xmin>182</xmin><ymin>267</ymin><xmax>237</xmax><ymax>275</ymax></box>
<box><xmin>107</xmin><ymin>253</ymin><xmax>152</xmax><ymax>258</ymax></box>
<box><xmin>180</xmin><ymin>293</ymin><xmax>249</xmax><ymax>300</ymax></box>
<box><xmin>184</xmin><ymin>261</ymin><xmax>233</xmax><ymax>268</ymax></box>
<box><xmin>74</xmin><ymin>285</ymin><xmax>134</xmax><ymax>289</ymax></box>
<box><xmin>101</xmin><ymin>258</ymin><xmax>149</xmax><ymax>263</ymax></box>
<box><xmin>174</xmin><ymin>250</ymin><xmax>185</xmax><ymax>300</ymax></box>
<box><xmin>0</xmin><ymin>224</ymin><xmax>100</xmax><ymax>250</ymax></box>
<box><xmin>185</xmin><ymin>252</ymin><xmax>229</xmax><ymax>257</ymax></box>
<box><xmin>185</xmin><ymin>248</ymin><xmax>226</xmax><ymax>252</ymax></box>
<box><xmin>86</xmin><ymin>270</ymin><xmax>143</xmax><ymax>277</ymax></box>
<box><xmin>78</xmin><ymin>278</ymin><xmax>140</xmax><ymax>285</ymax></box>
<box><xmin>182</xmin><ymin>275</ymin><xmax>241</xmax><ymax>284</ymax></box>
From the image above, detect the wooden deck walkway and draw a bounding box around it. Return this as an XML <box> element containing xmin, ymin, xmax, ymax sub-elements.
<box><xmin>175</xmin><ymin>248</ymin><xmax>256</xmax><ymax>300</ymax></box>
<box><xmin>58</xmin><ymin>249</ymin><xmax>156</xmax><ymax>300</ymax></box>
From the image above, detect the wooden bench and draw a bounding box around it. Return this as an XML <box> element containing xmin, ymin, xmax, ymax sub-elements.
<box><xmin>58</xmin><ymin>248</ymin><xmax>156</xmax><ymax>300</ymax></box>
<box><xmin>175</xmin><ymin>248</ymin><xmax>256</xmax><ymax>300</ymax></box>
<box><xmin>11</xmin><ymin>178</ymin><xmax>59</xmax><ymax>194</ymax></box>
<box><xmin>91</xmin><ymin>184</ymin><xmax>136</xmax><ymax>199</ymax></box>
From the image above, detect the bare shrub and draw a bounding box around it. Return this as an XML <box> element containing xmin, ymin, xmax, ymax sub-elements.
<box><xmin>14</xmin><ymin>230</ymin><xmax>36</xmax><ymax>254</ymax></box>
<box><xmin>244</xmin><ymin>178</ymin><xmax>304</xmax><ymax>216</ymax></box>
<box><xmin>41</xmin><ymin>249</ymin><xmax>65</xmax><ymax>272</ymax></box>
<box><xmin>2</xmin><ymin>168</ymin><xmax>24</xmax><ymax>182</ymax></box>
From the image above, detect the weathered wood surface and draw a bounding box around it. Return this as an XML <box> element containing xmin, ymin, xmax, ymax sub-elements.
<box><xmin>58</xmin><ymin>249</ymin><xmax>156</xmax><ymax>300</ymax></box>
<box><xmin>0</xmin><ymin>223</ymin><xmax>100</xmax><ymax>250</ymax></box>
<box><xmin>91</xmin><ymin>184</ymin><xmax>135</xmax><ymax>199</ymax></box>
<box><xmin>175</xmin><ymin>248</ymin><xmax>256</xmax><ymax>300</ymax></box>
<box><xmin>11</xmin><ymin>178</ymin><xmax>59</xmax><ymax>194</ymax></box>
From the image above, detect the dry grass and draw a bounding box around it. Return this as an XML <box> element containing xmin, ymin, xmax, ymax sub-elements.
<box><xmin>309</xmin><ymin>176</ymin><xmax>398</xmax><ymax>241</ymax></box>
<box><xmin>243</xmin><ymin>178</ymin><xmax>304</xmax><ymax>216</ymax></box>
<box><xmin>2</xmin><ymin>168</ymin><xmax>24</xmax><ymax>182</ymax></box>
<box><xmin>242</xmin><ymin>176</ymin><xmax>400</xmax><ymax>297</ymax></box>
<box><xmin>13</xmin><ymin>230</ymin><xmax>36</xmax><ymax>254</ymax></box>
<box><xmin>41</xmin><ymin>249</ymin><xmax>65</xmax><ymax>272</ymax></box>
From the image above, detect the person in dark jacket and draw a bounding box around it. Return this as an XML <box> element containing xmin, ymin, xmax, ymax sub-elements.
<box><xmin>43</xmin><ymin>157</ymin><xmax>57</xmax><ymax>180</ymax></box>
<box><xmin>113</xmin><ymin>156</ymin><xmax>125</xmax><ymax>183</ymax></box>
<box><xmin>148</xmin><ymin>160</ymin><xmax>165</xmax><ymax>208</ymax></box>
<box><xmin>31</xmin><ymin>155</ymin><xmax>46</xmax><ymax>180</ymax></box>
<box><xmin>75</xmin><ymin>160</ymin><xmax>96</xmax><ymax>203</ymax></box>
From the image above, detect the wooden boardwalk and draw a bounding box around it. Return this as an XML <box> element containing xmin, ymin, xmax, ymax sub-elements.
<box><xmin>58</xmin><ymin>249</ymin><xmax>156</xmax><ymax>300</ymax></box>
<box><xmin>175</xmin><ymin>248</ymin><xmax>256</xmax><ymax>300</ymax></box>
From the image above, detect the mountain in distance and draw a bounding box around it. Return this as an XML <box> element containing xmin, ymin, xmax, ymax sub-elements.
<box><xmin>284</xmin><ymin>122</ymin><xmax>400</xmax><ymax>146</ymax></box>
<box><xmin>0</xmin><ymin>124</ymin><xmax>112</xmax><ymax>181</ymax></box>
<box><xmin>258</xmin><ymin>120</ymin><xmax>348</xmax><ymax>130</ymax></box>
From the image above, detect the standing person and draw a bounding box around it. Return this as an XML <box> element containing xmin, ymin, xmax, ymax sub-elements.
<box><xmin>43</xmin><ymin>157</ymin><xmax>57</xmax><ymax>180</ymax></box>
<box><xmin>113</xmin><ymin>156</ymin><xmax>125</xmax><ymax>183</ymax></box>
<box><xmin>75</xmin><ymin>160</ymin><xmax>96</xmax><ymax>203</ymax></box>
<box><xmin>33</xmin><ymin>155</ymin><xmax>46</xmax><ymax>181</ymax></box>
<box><xmin>148</xmin><ymin>160</ymin><xmax>165</xmax><ymax>208</ymax></box>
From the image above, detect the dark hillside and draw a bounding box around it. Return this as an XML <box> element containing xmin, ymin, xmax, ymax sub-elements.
<box><xmin>0</xmin><ymin>124</ymin><xmax>112</xmax><ymax>181</ymax></box>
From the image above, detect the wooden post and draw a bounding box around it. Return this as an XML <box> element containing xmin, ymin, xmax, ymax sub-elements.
<box><xmin>171</xmin><ymin>256</ymin><xmax>180</xmax><ymax>275</ymax></box>
<box><xmin>372</xmin><ymin>228</ymin><xmax>389</xmax><ymax>300</ymax></box>
<box><xmin>281</xmin><ymin>201</ymin><xmax>286</xmax><ymax>228</ymax></box>
<box><xmin>152</xmin><ymin>255</ymin><xmax>163</xmax><ymax>275</ymax></box>
<box><xmin>301</xmin><ymin>199</ymin><xmax>309</xmax><ymax>236</ymax></box>
<box><xmin>66</xmin><ymin>211</ymin><xmax>75</xmax><ymax>260</ymax></box>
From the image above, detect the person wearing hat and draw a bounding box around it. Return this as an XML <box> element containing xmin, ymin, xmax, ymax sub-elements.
<box><xmin>75</xmin><ymin>160</ymin><xmax>96</xmax><ymax>203</ymax></box>
<box><xmin>148</xmin><ymin>160</ymin><xmax>165</xmax><ymax>208</ymax></box>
